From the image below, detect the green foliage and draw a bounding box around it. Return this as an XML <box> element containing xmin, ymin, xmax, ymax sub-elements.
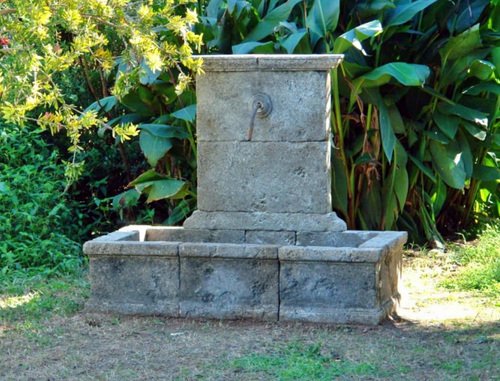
<box><xmin>197</xmin><ymin>0</ymin><xmax>500</xmax><ymax>243</ymax></box>
<box><xmin>441</xmin><ymin>224</ymin><xmax>500</xmax><ymax>298</ymax></box>
<box><xmin>1</xmin><ymin>0</ymin><xmax>498</xmax><ymax>244</ymax></box>
<box><xmin>230</xmin><ymin>342</ymin><xmax>382</xmax><ymax>380</ymax></box>
<box><xmin>0</xmin><ymin>0</ymin><xmax>202</xmax><ymax>228</ymax></box>
<box><xmin>0</xmin><ymin>124</ymin><xmax>83</xmax><ymax>275</ymax></box>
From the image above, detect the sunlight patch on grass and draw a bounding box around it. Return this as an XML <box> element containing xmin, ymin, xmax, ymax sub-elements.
<box><xmin>0</xmin><ymin>291</ymin><xmax>40</xmax><ymax>309</ymax></box>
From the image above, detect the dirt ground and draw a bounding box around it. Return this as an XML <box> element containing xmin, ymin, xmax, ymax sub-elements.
<box><xmin>1</xmin><ymin>254</ymin><xmax>498</xmax><ymax>381</ymax></box>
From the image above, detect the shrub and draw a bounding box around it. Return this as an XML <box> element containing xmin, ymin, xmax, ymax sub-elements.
<box><xmin>0</xmin><ymin>0</ymin><xmax>202</xmax><ymax>229</ymax></box>
<box><xmin>0</xmin><ymin>124</ymin><xmax>83</xmax><ymax>276</ymax></box>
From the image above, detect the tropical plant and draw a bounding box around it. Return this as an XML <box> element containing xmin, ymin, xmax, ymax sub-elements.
<box><xmin>197</xmin><ymin>0</ymin><xmax>500</xmax><ymax>243</ymax></box>
<box><xmin>0</xmin><ymin>0</ymin><xmax>202</xmax><ymax>226</ymax></box>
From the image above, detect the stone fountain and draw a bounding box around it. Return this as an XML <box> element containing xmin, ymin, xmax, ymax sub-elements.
<box><xmin>83</xmin><ymin>55</ymin><xmax>407</xmax><ymax>325</ymax></box>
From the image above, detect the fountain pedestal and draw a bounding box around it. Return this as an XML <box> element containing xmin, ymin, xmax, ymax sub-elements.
<box><xmin>84</xmin><ymin>55</ymin><xmax>407</xmax><ymax>324</ymax></box>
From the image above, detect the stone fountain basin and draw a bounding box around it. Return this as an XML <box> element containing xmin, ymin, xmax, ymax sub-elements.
<box><xmin>83</xmin><ymin>226</ymin><xmax>406</xmax><ymax>325</ymax></box>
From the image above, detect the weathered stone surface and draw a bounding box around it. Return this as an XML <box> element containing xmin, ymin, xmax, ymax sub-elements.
<box><xmin>179</xmin><ymin>242</ymin><xmax>278</xmax><ymax>259</ymax></box>
<box><xmin>278</xmin><ymin>246</ymin><xmax>383</xmax><ymax>263</ymax></box>
<box><xmin>279</xmin><ymin>306</ymin><xmax>389</xmax><ymax>325</ymax></box>
<box><xmin>360</xmin><ymin>231</ymin><xmax>408</xmax><ymax>249</ymax></box>
<box><xmin>197</xmin><ymin>141</ymin><xmax>331</xmax><ymax>214</ymax></box>
<box><xmin>278</xmin><ymin>233</ymin><xmax>405</xmax><ymax>324</ymax></box>
<box><xmin>179</xmin><ymin>256</ymin><xmax>279</xmax><ymax>320</ymax></box>
<box><xmin>279</xmin><ymin>261</ymin><xmax>378</xmax><ymax>317</ymax></box>
<box><xmin>183</xmin><ymin>211</ymin><xmax>347</xmax><ymax>232</ymax></box>
<box><xmin>145</xmin><ymin>227</ymin><xmax>245</xmax><ymax>243</ymax></box>
<box><xmin>245</xmin><ymin>230</ymin><xmax>296</xmax><ymax>245</ymax></box>
<box><xmin>197</xmin><ymin>54</ymin><xmax>343</xmax><ymax>72</ymax></box>
<box><xmin>197</xmin><ymin>71</ymin><xmax>330</xmax><ymax>143</ymax></box>
<box><xmin>296</xmin><ymin>231</ymin><xmax>377</xmax><ymax>247</ymax></box>
<box><xmin>90</xmin><ymin>230</ymin><xmax>139</xmax><ymax>242</ymax></box>
<box><xmin>87</xmin><ymin>256</ymin><xmax>179</xmax><ymax>316</ymax></box>
<box><xmin>83</xmin><ymin>241</ymin><xmax>179</xmax><ymax>257</ymax></box>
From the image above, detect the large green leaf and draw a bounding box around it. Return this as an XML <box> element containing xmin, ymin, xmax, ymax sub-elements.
<box><xmin>408</xmin><ymin>154</ymin><xmax>437</xmax><ymax>183</ymax></box>
<box><xmin>387</xmin><ymin>104</ymin><xmax>405</xmax><ymax>134</ymax></box>
<box><xmin>333</xmin><ymin>20</ymin><xmax>383</xmax><ymax>54</ymax></box>
<box><xmin>448</xmin><ymin>0</ymin><xmax>489</xmax><ymax>34</ymax></box>
<box><xmin>433</xmin><ymin>112</ymin><xmax>459</xmax><ymax>140</ymax></box>
<box><xmin>357</xmin><ymin>0</ymin><xmax>395</xmax><ymax>17</ymax></box>
<box><xmin>382</xmin><ymin>142</ymin><xmax>408</xmax><ymax>229</ymax></box>
<box><xmin>232</xmin><ymin>41</ymin><xmax>274</xmax><ymax>54</ymax></box>
<box><xmin>206</xmin><ymin>0</ymin><xmax>223</xmax><ymax>19</ymax></box>
<box><xmin>354</xmin><ymin>63</ymin><xmax>430</xmax><ymax>89</ymax></box>
<box><xmin>139</xmin><ymin>124</ymin><xmax>188</xmax><ymax>139</ymax></box>
<box><xmin>244</xmin><ymin>0</ymin><xmax>302</xmax><ymax>42</ymax></box>
<box><xmin>139</xmin><ymin>131</ymin><xmax>173</xmax><ymax>167</ymax></box>
<box><xmin>431</xmin><ymin>179</ymin><xmax>447</xmax><ymax>216</ymax></box>
<box><xmin>129</xmin><ymin>170</ymin><xmax>185</xmax><ymax>203</ymax></box>
<box><xmin>469</xmin><ymin>59</ymin><xmax>496</xmax><ymax>81</ymax></box>
<box><xmin>463</xmin><ymin>83</ymin><xmax>500</xmax><ymax>96</ymax></box>
<box><xmin>461</xmin><ymin>121</ymin><xmax>487</xmax><ymax>141</ymax></box>
<box><xmin>358</xmin><ymin>181</ymin><xmax>382</xmax><ymax>230</ymax></box>
<box><xmin>442</xmin><ymin>51</ymin><xmax>488</xmax><ymax>86</ymax></box>
<box><xmin>457</xmin><ymin>131</ymin><xmax>473</xmax><ymax>178</ymax></box>
<box><xmin>306</xmin><ymin>0</ymin><xmax>340</xmax><ymax>39</ymax></box>
<box><xmin>84</xmin><ymin>96</ymin><xmax>118</xmax><ymax>113</ymax></box>
<box><xmin>112</xmin><ymin>189</ymin><xmax>140</xmax><ymax>210</ymax></box>
<box><xmin>429</xmin><ymin>140</ymin><xmax>467</xmax><ymax>189</ymax></box>
<box><xmin>438</xmin><ymin>102</ymin><xmax>488</xmax><ymax>128</ymax></box>
<box><xmin>440</xmin><ymin>24</ymin><xmax>481</xmax><ymax>62</ymax></box>
<box><xmin>165</xmin><ymin>199</ymin><xmax>195</xmax><ymax>225</ymax></box>
<box><xmin>139</xmin><ymin>60</ymin><xmax>161</xmax><ymax>85</ymax></box>
<box><xmin>171</xmin><ymin>105</ymin><xmax>196</xmax><ymax>122</ymax></box>
<box><xmin>281</xmin><ymin>31</ymin><xmax>308</xmax><ymax>53</ymax></box>
<box><xmin>121</xmin><ymin>91</ymin><xmax>155</xmax><ymax>116</ymax></box>
<box><xmin>138</xmin><ymin>179</ymin><xmax>185</xmax><ymax>203</ymax></box>
<box><xmin>385</xmin><ymin>0</ymin><xmax>438</xmax><ymax>27</ymax></box>
<box><xmin>473</xmin><ymin>164</ymin><xmax>500</xmax><ymax>182</ymax></box>
<box><xmin>379</xmin><ymin>100</ymin><xmax>396</xmax><ymax>162</ymax></box>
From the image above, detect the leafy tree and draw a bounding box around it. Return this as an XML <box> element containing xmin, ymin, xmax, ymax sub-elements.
<box><xmin>0</xmin><ymin>0</ymin><xmax>202</xmax><ymax>181</ymax></box>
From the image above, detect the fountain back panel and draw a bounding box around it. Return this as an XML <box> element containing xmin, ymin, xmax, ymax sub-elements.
<box><xmin>83</xmin><ymin>55</ymin><xmax>407</xmax><ymax>325</ymax></box>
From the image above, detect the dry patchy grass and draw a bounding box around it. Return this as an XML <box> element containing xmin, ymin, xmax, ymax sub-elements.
<box><xmin>0</xmin><ymin>252</ymin><xmax>498</xmax><ymax>381</ymax></box>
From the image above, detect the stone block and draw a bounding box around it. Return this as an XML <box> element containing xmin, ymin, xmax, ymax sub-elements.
<box><xmin>278</xmin><ymin>238</ymin><xmax>404</xmax><ymax>325</ymax></box>
<box><xmin>279</xmin><ymin>260</ymin><xmax>383</xmax><ymax>324</ymax></box>
<box><xmin>90</xmin><ymin>230</ymin><xmax>139</xmax><ymax>242</ymax></box>
<box><xmin>197</xmin><ymin>54</ymin><xmax>343</xmax><ymax>72</ymax></box>
<box><xmin>197</xmin><ymin>141</ymin><xmax>331</xmax><ymax>214</ymax></box>
<box><xmin>296</xmin><ymin>231</ymin><xmax>377</xmax><ymax>247</ymax></box>
<box><xmin>87</xmin><ymin>256</ymin><xmax>179</xmax><ymax>316</ymax></box>
<box><xmin>197</xmin><ymin>71</ymin><xmax>330</xmax><ymax>143</ymax></box>
<box><xmin>245</xmin><ymin>230</ymin><xmax>296</xmax><ymax>245</ymax></box>
<box><xmin>179</xmin><ymin>242</ymin><xmax>278</xmax><ymax>259</ymax></box>
<box><xmin>83</xmin><ymin>241</ymin><xmax>179</xmax><ymax>256</ymax></box>
<box><xmin>179</xmin><ymin>243</ymin><xmax>279</xmax><ymax>320</ymax></box>
<box><xmin>145</xmin><ymin>227</ymin><xmax>245</xmax><ymax>243</ymax></box>
<box><xmin>183</xmin><ymin>211</ymin><xmax>347</xmax><ymax>232</ymax></box>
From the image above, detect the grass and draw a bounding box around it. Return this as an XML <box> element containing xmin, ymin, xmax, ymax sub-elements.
<box><xmin>0</xmin><ymin>235</ymin><xmax>498</xmax><ymax>380</ymax></box>
<box><xmin>0</xmin><ymin>271</ymin><xmax>89</xmax><ymax>332</ymax></box>
<box><xmin>229</xmin><ymin>342</ymin><xmax>384</xmax><ymax>380</ymax></box>
<box><xmin>440</xmin><ymin>224</ymin><xmax>499</xmax><ymax>299</ymax></box>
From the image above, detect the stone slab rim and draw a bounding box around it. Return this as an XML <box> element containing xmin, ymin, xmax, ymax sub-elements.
<box><xmin>195</xmin><ymin>54</ymin><xmax>344</xmax><ymax>72</ymax></box>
